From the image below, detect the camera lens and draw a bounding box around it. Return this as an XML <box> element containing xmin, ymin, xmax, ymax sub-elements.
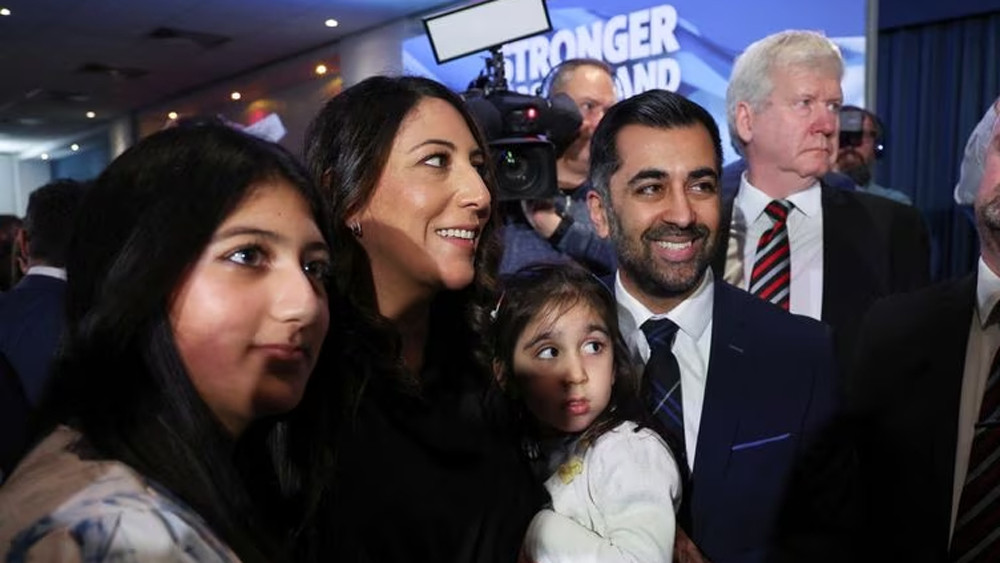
<box><xmin>496</xmin><ymin>149</ymin><xmax>537</xmax><ymax>193</ymax></box>
<box><xmin>487</xmin><ymin>139</ymin><xmax>558</xmax><ymax>201</ymax></box>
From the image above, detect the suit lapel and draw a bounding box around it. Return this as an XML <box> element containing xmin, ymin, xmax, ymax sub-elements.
<box><xmin>690</xmin><ymin>283</ymin><xmax>749</xmax><ymax>531</ymax></box>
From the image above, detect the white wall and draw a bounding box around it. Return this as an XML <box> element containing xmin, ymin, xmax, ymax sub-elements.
<box><xmin>108</xmin><ymin>117</ymin><xmax>134</xmax><ymax>160</ymax></box>
<box><xmin>0</xmin><ymin>156</ymin><xmax>53</xmax><ymax>216</ymax></box>
<box><xmin>0</xmin><ymin>156</ymin><xmax>16</xmax><ymax>215</ymax></box>
<box><xmin>340</xmin><ymin>20</ymin><xmax>406</xmax><ymax>86</ymax></box>
<box><xmin>16</xmin><ymin>159</ymin><xmax>53</xmax><ymax>215</ymax></box>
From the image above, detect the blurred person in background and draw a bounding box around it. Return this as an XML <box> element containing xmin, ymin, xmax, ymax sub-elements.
<box><xmin>834</xmin><ymin>105</ymin><xmax>911</xmax><ymax>205</ymax></box>
<box><xmin>0</xmin><ymin>215</ymin><xmax>22</xmax><ymax>292</ymax></box>
<box><xmin>0</xmin><ymin>179</ymin><xmax>87</xmax><ymax>407</ymax></box>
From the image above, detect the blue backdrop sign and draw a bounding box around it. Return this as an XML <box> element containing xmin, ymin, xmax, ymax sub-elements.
<box><xmin>404</xmin><ymin>0</ymin><xmax>867</xmax><ymax>163</ymax></box>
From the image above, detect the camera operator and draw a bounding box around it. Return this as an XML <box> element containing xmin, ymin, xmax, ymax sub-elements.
<box><xmin>500</xmin><ymin>59</ymin><xmax>618</xmax><ymax>276</ymax></box>
<box><xmin>834</xmin><ymin>105</ymin><xmax>912</xmax><ymax>205</ymax></box>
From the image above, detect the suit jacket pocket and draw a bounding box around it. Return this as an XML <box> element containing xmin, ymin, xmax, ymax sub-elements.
<box><xmin>715</xmin><ymin>431</ymin><xmax>797</xmax><ymax>553</ymax></box>
<box><xmin>731</xmin><ymin>432</ymin><xmax>792</xmax><ymax>452</ymax></box>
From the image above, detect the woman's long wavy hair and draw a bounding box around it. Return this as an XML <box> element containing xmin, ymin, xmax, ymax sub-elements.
<box><xmin>304</xmin><ymin>75</ymin><xmax>502</xmax><ymax>401</ymax></box>
<box><xmin>38</xmin><ymin>122</ymin><xmax>332</xmax><ymax>563</ymax></box>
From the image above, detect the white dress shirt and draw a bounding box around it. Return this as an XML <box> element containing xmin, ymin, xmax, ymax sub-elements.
<box><xmin>616</xmin><ymin>270</ymin><xmax>714</xmax><ymax>470</ymax></box>
<box><xmin>724</xmin><ymin>173</ymin><xmax>825</xmax><ymax>320</ymax></box>
<box><xmin>950</xmin><ymin>258</ymin><xmax>1000</xmax><ymax>539</ymax></box>
<box><xmin>24</xmin><ymin>265</ymin><xmax>67</xmax><ymax>281</ymax></box>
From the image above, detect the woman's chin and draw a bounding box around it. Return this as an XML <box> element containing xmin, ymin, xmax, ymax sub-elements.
<box><xmin>438</xmin><ymin>267</ymin><xmax>476</xmax><ymax>291</ymax></box>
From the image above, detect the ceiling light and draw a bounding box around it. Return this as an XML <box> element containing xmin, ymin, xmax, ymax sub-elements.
<box><xmin>70</xmin><ymin>144</ymin><xmax>80</xmax><ymax>151</ymax></box>
<box><xmin>325</xmin><ymin>19</ymin><xmax>338</xmax><ymax>28</ymax></box>
<box><xmin>168</xmin><ymin>111</ymin><xmax>179</xmax><ymax>120</ymax></box>
<box><xmin>0</xmin><ymin>8</ymin><xmax>10</xmax><ymax>16</ymax></box>
<box><xmin>40</xmin><ymin>153</ymin><xmax>49</xmax><ymax>160</ymax></box>
<box><xmin>315</xmin><ymin>64</ymin><xmax>328</xmax><ymax>76</ymax></box>
<box><xmin>85</xmin><ymin>111</ymin><xmax>96</xmax><ymax>119</ymax></box>
<box><xmin>230</xmin><ymin>91</ymin><xmax>242</xmax><ymax>101</ymax></box>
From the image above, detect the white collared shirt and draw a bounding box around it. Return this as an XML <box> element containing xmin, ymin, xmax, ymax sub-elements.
<box><xmin>615</xmin><ymin>270</ymin><xmax>714</xmax><ymax>470</ymax></box>
<box><xmin>950</xmin><ymin>258</ymin><xmax>1000</xmax><ymax>539</ymax></box>
<box><xmin>25</xmin><ymin>265</ymin><xmax>67</xmax><ymax>281</ymax></box>
<box><xmin>724</xmin><ymin>173</ymin><xmax>825</xmax><ymax>320</ymax></box>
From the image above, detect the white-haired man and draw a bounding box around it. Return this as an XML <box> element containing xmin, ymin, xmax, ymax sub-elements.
<box><xmin>715</xmin><ymin>30</ymin><xmax>931</xmax><ymax>364</ymax></box>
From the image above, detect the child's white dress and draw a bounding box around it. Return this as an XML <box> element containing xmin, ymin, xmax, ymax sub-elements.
<box><xmin>523</xmin><ymin>420</ymin><xmax>682</xmax><ymax>563</ymax></box>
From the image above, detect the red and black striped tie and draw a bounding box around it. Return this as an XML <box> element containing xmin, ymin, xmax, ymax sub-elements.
<box><xmin>749</xmin><ymin>200</ymin><xmax>792</xmax><ymax>310</ymax></box>
<box><xmin>950</xmin><ymin>346</ymin><xmax>1000</xmax><ymax>562</ymax></box>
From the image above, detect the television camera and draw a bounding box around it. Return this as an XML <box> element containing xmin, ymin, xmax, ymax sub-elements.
<box><xmin>423</xmin><ymin>0</ymin><xmax>583</xmax><ymax>201</ymax></box>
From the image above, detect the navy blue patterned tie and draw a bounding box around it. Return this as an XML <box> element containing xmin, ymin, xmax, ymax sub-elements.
<box><xmin>641</xmin><ymin>318</ymin><xmax>685</xmax><ymax>460</ymax></box>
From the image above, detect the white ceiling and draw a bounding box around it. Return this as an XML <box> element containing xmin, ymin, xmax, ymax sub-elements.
<box><xmin>0</xmin><ymin>0</ymin><xmax>452</xmax><ymax>155</ymax></box>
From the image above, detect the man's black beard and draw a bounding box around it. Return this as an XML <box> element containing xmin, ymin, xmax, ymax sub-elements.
<box><xmin>608</xmin><ymin>211</ymin><xmax>715</xmax><ymax>300</ymax></box>
<box><xmin>837</xmin><ymin>152</ymin><xmax>873</xmax><ymax>187</ymax></box>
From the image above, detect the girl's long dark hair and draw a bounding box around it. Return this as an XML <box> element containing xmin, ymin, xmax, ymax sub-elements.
<box><xmin>36</xmin><ymin>122</ymin><xmax>331</xmax><ymax>563</ymax></box>
<box><xmin>482</xmin><ymin>263</ymin><xmax>649</xmax><ymax>447</ymax></box>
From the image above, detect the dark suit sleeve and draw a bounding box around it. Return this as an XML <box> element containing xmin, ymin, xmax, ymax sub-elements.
<box><xmin>769</xmin><ymin>323</ymin><xmax>861</xmax><ymax>563</ymax></box>
<box><xmin>842</xmin><ymin>280</ymin><xmax>972</xmax><ymax>562</ymax></box>
<box><xmin>888</xmin><ymin>203</ymin><xmax>931</xmax><ymax>291</ymax></box>
<box><xmin>0</xmin><ymin>352</ymin><xmax>30</xmax><ymax>480</ymax></box>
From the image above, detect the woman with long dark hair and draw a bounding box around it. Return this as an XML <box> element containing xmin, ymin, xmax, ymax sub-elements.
<box><xmin>303</xmin><ymin>75</ymin><xmax>546</xmax><ymax>562</ymax></box>
<box><xmin>0</xmin><ymin>123</ymin><xmax>333</xmax><ymax>562</ymax></box>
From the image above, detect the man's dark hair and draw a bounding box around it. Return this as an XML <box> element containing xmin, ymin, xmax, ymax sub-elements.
<box><xmin>23</xmin><ymin>179</ymin><xmax>88</xmax><ymax>268</ymax></box>
<box><xmin>589</xmin><ymin>89</ymin><xmax>723</xmax><ymax>201</ymax></box>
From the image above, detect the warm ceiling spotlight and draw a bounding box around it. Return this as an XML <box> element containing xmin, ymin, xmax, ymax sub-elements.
<box><xmin>70</xmin><ymin>143</ymin><xmax>80</xmax><ymax>151</ymax></box>
<box><xmin>230</xmin><ymin>91</ymin><xmax>242</xmax><ymax>101</ymax></box>
<box><xmin>85</xmin><ymin>111</ymin><xmax>96</xmax><ymax>119</ymax></box>
<box><xmin>40</xmin><ymin>153</ymin><xmax>49</xmax><ymax>160</ymax></box>
<box><xmin>0</xmin><ymin>8</ymin><xmax>10</xmax><ymax>16</ymax></box>
<box><xmin>167</xmin><ymin>111</ymin><xmax>179</xmax><ymax>120</ymax></box>
<box><xmin>315</xmin><ymin>64</ymin><xmax>328</xmax><ymax>76</ymax></box>
<box><xmin>324</xmin><ymin>18</ymin><xmax>338</xmax><ymax>28</ymax></box>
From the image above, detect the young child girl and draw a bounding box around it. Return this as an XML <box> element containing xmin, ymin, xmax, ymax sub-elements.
<box><xmin>488</xmin><ymin>263</ymin><xmax>682</xmax><ymax>563</ymax></box>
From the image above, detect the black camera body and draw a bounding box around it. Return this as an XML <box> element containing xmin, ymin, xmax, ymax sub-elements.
<box><xmin>463</xmin><ymin>48</ymin><xmax>582</xmax><ymax>201</ymax></box>
<box><xmin>839</xmin><ymin>107</ymin><xmax>865</xmax><ymax>150</ymax></box>
<box><xmin>839</xmin><ymin>106</ymin><xmax>884</xmax><ymax>158</ymax></box>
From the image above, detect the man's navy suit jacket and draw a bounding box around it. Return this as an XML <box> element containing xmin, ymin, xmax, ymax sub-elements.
<box><xmin>0</xmin><ymin>273</ymin><xmax>67</xmax><ymax>405</ymax></box>
<box><xmin>616</xmin><ymin>278</ymin><xmax>846</xmax><ymax>563</ymax></box>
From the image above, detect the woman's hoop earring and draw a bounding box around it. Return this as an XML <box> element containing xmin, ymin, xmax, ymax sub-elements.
<box><xmin>349</xmin><ymin>222</ymin><xmax>362</xmax><ymax>238</ymax></box>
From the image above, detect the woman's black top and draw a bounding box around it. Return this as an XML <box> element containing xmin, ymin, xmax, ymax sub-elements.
<box><xmin>322</xmin><ymin>337</ymin><xmax>547</xmax><ymax>563</ymax></box>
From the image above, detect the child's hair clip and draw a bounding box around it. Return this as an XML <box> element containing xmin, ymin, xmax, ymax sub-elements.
<box><xmin>489</xmin><ymin>291</ymin><xmax>505</xmax><ymax>322</ymax></box>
